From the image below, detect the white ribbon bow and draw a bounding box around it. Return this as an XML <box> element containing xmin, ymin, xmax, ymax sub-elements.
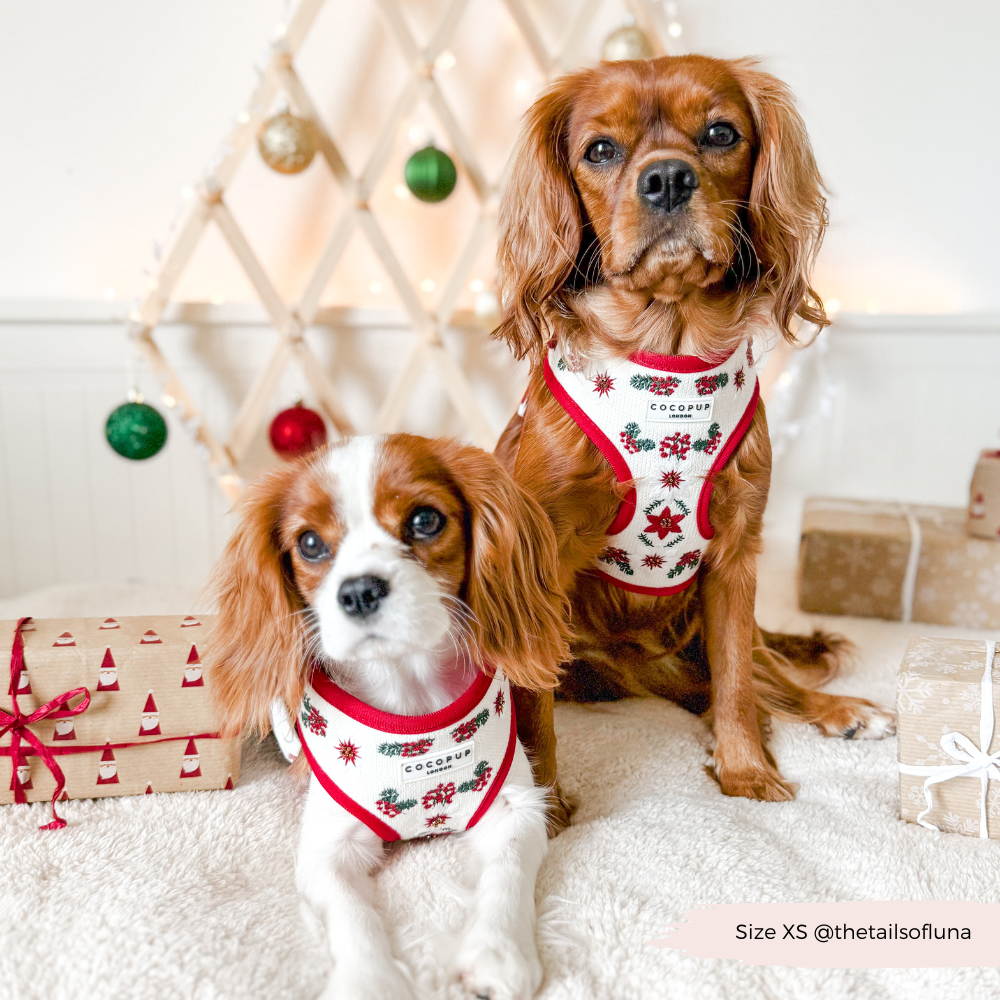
<box><xmin>898</xmin><ymin>640</ymin><xmax>998</xmax><ymax>838</ymax></box>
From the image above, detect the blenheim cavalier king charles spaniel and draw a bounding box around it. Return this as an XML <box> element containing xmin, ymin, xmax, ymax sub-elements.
<box><xmin>208</xmin><ymin>434</ymin><xmax>570</xmax><ymax>1000</ymax></box>
<box><xmin>494</xmin><ymin>55</ymin><xmax>894</xmax><ymax>816</ymax></box>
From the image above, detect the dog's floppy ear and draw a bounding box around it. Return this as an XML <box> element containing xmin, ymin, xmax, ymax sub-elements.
<box><xmin>435</xmin><ymin>441</ymin><xmax>570</xmax><ymax>689</ymax></box>
<box><xmin>495</xmin><ymin>74</ymin><xmax>583</xmax><ymax>360</ymax></box>
<box><xmin>206</xmin><ymin>465</ymin><xmax>308</xmax><ymax>739</ymax></box>
<box><xmin>730</xmin><ymin>59</ymin><xmax>829</xmax><ymax>340</ymax></box>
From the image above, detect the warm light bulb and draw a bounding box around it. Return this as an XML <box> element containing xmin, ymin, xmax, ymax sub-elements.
<box><xmin>369</xmin><ymin>281</ymin><xmax>383</xmax><ymax>293</ymax></box>
<box><xmin>435</xmin><ymin>50</ymin><xmax>456</xmax><ymax>71</ymax></box>
<box><xmin>237</xmin><ymin>111</ymin><xmax>250</xmax><ymax>124</ymax></box>
<box><xmin>514</xmin><ymin>79</ymin><xmax>531</xmax><ymax>96</ymax></box>
<box><xmin>210</xmin><ymin>292</ymin><xmax>225</xmax><ymax>305</ymax></box>
<box><xmin>668</xmin><ymin>21</ymin><xmax>683</xmax><ymax>38</ymax></box>
<box><xmin>778</xmin><ymin>371</ymin><xmax>794</xmax><ymax>387</ymax></box>
<box><xmin>180</xmin><ymin>186</ymin><xmax>195</xmax><ymax>201</ymax></box>
<box><xmin>866</xmin><ymin>300</ymin><xmax>881</xmax><ymax>315</ymax></box>
<box><xmin>161</xmin><ymin>394</ymin><xmax>177</xmax><ymax>408</ymax></box>
<box><xmin>394</xmin><ymin>183</ymin><xmax>411</xmax><ymax>200</ymax></box>
<box><xmin>420</xmin><ymin>278</ymin><xmax>437</xmax><ymax>292</ymax></box>
<box><xmin>469</xmin><ymin>279</ymin><xmax>484</xmax><ymax>293</ymax></box>
<box><xmin>826</xmin><ymin>298</ymin><xmax>841</xmax><ymax>315</ymax></box>
<box><xmin>103</xmin><ymin>287</ymin><xmax>116</xmax><ymax>301</ymax></box>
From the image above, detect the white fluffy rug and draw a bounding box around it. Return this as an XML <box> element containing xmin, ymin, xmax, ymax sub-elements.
<box><xmin>2</xmin><ymin>535</ymin><xmax>999</xmax><ymax>1000</ymax></box>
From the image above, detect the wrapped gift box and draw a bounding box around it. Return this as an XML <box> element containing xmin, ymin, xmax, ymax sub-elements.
<box><xmin>968</xmin><ymin>449</ymin><xmax>1000</xmax><ymax>540</ymax></box>
<box><xmin>1</xmin><ymin>615</ymin><xmax>239</xmax><ymax>827</ymax></box>
<box><xmin>897</xmin><ymin>636</ymin><xmax>999</xmax><ymax>838</ymax></box>
<box><xmin>798</xmin><ymin>497</ymin><xmax>1000</xmax><ymax>628</ymax></box>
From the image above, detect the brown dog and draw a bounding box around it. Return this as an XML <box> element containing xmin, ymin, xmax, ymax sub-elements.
<box><xmin>493</xmin><ymin>55</ymin><xmax>894</xmax><ymax>819</ymax></box>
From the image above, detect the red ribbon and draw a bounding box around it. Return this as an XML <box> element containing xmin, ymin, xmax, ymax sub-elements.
<box><xmin>1</xmin><ymin>617</ymin><xmax>222</xmax><ymax>831</ymax></box>
<box><xmin>1</xmin><ymin>618</ymin><xmax>90</xmax><ymax>829</ymax></box>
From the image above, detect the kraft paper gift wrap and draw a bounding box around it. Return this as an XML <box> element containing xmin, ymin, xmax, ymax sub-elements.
<box><xmin>798</xmin><ymin>497</ymin><xmax>1000</xmax><ymax>628</ymax></box>
<box><xmin>897</xmin><ymin>637</ymin><xmax>1000</xmax><ymax>839</ymax></box>
<box><xmin>968</xmin><ymin>449</ymin><xmax>1000</xmax><ymax>541</ymax></box>
<box><xmin>1</xmin><ymin>615</ymin><xmax>239</xmax><ymax>816</ymax></box>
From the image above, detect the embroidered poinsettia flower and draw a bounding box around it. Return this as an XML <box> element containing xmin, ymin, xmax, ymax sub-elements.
<box><xmin>494</xmin><ymin>688</ymin><xmax>505</xmax><ymax>716</ymax></box>
<box><xmin>336</xmin><ymin>739</ymin><xmax>360</xmax><ymax>766</ymax></box>
<box><xmin>660</xmin><ymin>470</ymin><xmax>683</xmax><ymax>490</ymax></box>
<box><xmin>642</xmin><ymin>553</ymin><xmax>665</xmax><ymax>569</ymax></box>
<box><xmin>644</xmin><ymin>508</ymin><xmax>684</xmax><ymax>539</ymax></box>
<box><xmin>592</xmin><ymin>372</ymin><xmax>615</xmax><ymax>396</ymax></box>
<box><xmin>734</xmin><ymin>367</ymin><xmax>746</xmax><ymax>390</ymax></box>
<box><xmin>425</xmin><ymin>813</ymin><xmax>450</xmax><ymax>828</ymax></box>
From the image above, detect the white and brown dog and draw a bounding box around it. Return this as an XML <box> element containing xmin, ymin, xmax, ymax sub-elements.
<box><xmin>207</xmin><ymin>434</ymin><xmax>570</xmax><ymax>1000</ymax></box>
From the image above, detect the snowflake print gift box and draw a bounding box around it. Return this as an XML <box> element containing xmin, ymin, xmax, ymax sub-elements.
<box><xmin>798</xmin><ymin>498</ymin><xmax>1000</xmax><ymax>628</ymax></box>
<box><xmin>897</xmin><ymin>637</ymin><xmax>1000</xmax><ymax>839</ymax></box>
<box><xmin>1</xmin><ymin>617</ymin><xmax>239</xmax><ymax>826</ymax></box>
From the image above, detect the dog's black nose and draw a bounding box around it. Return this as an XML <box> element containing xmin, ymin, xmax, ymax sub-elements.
<box><xmin>637</xmin><ymin>159</ymin><xmax>699</xmax><ymax>212</ymax></box>
<box><xmin>338</xmin><ymin>576</ymin><xmax>389</xmax><ymax>619</ymax></box>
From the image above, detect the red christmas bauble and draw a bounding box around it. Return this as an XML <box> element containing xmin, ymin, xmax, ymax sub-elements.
<box><xmin>268</xmin><ymin>405</ymin><xmax>327</xmax><ymax>460</ymax></box>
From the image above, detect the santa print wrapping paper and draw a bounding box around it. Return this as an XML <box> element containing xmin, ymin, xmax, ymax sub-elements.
<box><xmin>968</xmin><ymin>449</ymin><xmax>1000</xmax><ymax>540</ymax></box>
<box><xmin>897</xmin><ymin>637</ymin><xmax>1000</xmax><ymax>838</ymax></box>
<box><xmin>798</xmin><ymin>497</ymin><xmax>1000</xmax><ymax>628</ymax></box>
<box><xmin>0</xmin><ymin>616</ymin><xmax>239</xmax><ymax>818</ymax></box>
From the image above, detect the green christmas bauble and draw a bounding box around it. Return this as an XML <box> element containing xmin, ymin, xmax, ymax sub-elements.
<box><xmin>404</xmin><ymin>146</ymin><xmax>457</xmax><ymax>203</ymax></box>
<box><xmin>105</xmin><ymin>402</ymin><xmax>168</xmax><ymax>460</ymax></box>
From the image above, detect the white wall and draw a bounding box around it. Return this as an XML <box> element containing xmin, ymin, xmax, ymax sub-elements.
<box><xmin>1</xmin><ymin>0</ymin><xmax>998</xmax><ymax>311</ymax></box>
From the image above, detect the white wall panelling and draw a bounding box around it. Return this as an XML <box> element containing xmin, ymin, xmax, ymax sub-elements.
<box><xmin>2</xmin><ymin>303</ymin><xmax>998</xmax><ymax>598</ymax></box>
<box><xmin>0</xmin><ymin>302</ymin><xmax>526</xmax><ymax>598</ymax></box>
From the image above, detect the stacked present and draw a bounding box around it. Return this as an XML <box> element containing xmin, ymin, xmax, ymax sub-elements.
<box><xmin>968</xmin><ymin>449</ymin><xmax>1000</xmax><ymax>540</ymax></box>
<box><xmin>798</xmin><ymin>498</ymin><xmax>1000</xmax><ymax>628</ymax></box>
<box><xmin>1</xmin><ymin>615</ymin><xmax>239</xmax><ymax>829</ymax></box>
<box><xmin>897</xmin><ymin>637</ymin><xmax>999</xmax><ymax>839</ymax></box>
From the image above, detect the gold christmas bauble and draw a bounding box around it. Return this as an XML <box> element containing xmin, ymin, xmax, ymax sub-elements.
<box><xmin>602</xmin><ymin>25</ymin><xmax>655</xmax><ymax>62</ymax></box>
<box><xmin>257</xmin><ymin>112</ymin><xmax>319</xmax><ymax>174</ymax></box>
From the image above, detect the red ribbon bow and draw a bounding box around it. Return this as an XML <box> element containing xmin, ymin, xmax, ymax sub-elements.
<box><xmin>1</xmin><ymin>617</ymin><xmax>91</xmax><ymax>830</ymax></box>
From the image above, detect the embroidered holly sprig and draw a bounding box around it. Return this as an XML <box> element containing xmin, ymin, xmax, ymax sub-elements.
<box><xmin>598</xmin><ymin>546</ymin><xmax>634</xmax><ymax>576</ymax></box>
<box><xmin>452</xmin><ymin>708</ymin><xmax>490</xmax><ymax>743</ymax></box>
<box><xmin>422</xmin><ymin>782</ymin><xmax>456</xmax><ymax>809</ymax></box>
<box><xmin>666</xmin><ymin>550</ymin><xmax>702</xmax><ymax>579</ymax></box>
<box><xmin>620</xmin><ymin>422</ymin><xmax>655</xmax><ymax>454</ymax></box>
<box><xmin>378</xmin><ymin>738</ymin><xmax>434</xmax><ymax>758</ymax></box>
<box><xmin>300</xmin><ymin>694</ymin><xmax>327</xmax><ymax>737</ymax></box>
<box><xmin>695</xmin><ymin>373</ymin><xmax>729</xmax><ymax>395</ymax></box>
<box><xmin>630</xmin><ymin>373</ymin><xmax>681</xmax><ymax>396</ymax></box>
<box><xmin>659</xmin><ymin>431</ymin><xmax>691</xmax><ymax>461</ymax></box>
<box><xmin>376</xmin><ymin>787</ymin><xmax>417</xmax><ymax>817</ymax></box>
<box><xmin>692</xmin><ymin>422</ymin><xmax>721</xmax><ymax>455</ymax></box>
<box><xmin>592</xmin><ymin>372</ymin><xmax>615</xmax><ymax>396</ymax></box>
<box><xmin>458</xmin><ymin>761</ymin><xmax>493</xmax><ymax>793</ymax></box>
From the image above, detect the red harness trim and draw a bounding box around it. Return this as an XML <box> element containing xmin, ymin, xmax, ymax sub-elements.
<box><xmin>297</xmin><ymin>697</ymin><xmax>518</xmax><ymax>842</ymax></box>
<box><xmin>310</xmin><ymin>665</ymin><xmax>494</xmax><ymax>735</ymax></box>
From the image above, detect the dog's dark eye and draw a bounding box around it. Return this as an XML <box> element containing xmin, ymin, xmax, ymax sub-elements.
<box><xmin>406</xmin><ymin>506</ymin><xmax>445</xmax><ymax>541</ymax></box>
<box><xmin>297</xmin><ymin>531</ymin><xmax>331</xmax><ymax>562</ymax></box>
<box><xmin>703</xmin><ymin>123</ymin><xmax>739</xmax><ymax>148</ymax></box>
<box><xmin>584</xmin><ymin>140</ymin><xmax>619</xmax><ymax>164</ymax></box>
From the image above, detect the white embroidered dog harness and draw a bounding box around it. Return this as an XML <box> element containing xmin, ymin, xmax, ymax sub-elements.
<box><xmin>295</xmin><ymin>665</ymin><xmax>516</xmax><ymax>841</ymax></box>
<box><xmin>543</xmin><ymin>339</ymin><xmax>761</xmax><ymax>596</ymax></box>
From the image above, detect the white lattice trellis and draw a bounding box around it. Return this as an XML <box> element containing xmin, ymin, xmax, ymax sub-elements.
<box><xmin>127</xmin><ymin>0</ymin><xmax>677</xmax><ymax>500</ymax></box>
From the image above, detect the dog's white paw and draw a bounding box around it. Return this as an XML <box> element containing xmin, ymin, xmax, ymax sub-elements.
<box><xmin>455</xmin><ymin>931</ymin><xmax>542</xmax><ymax>1000</ymax></box>
<box><xmin>844</xmin><ymin>701</ymin><xmax>896</xmax><ymax>740</ymax></box>
<box><xmin>319</xmin><ymin>963</ymin><xmax>416</xmax><ymax>1000</ymax></box>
